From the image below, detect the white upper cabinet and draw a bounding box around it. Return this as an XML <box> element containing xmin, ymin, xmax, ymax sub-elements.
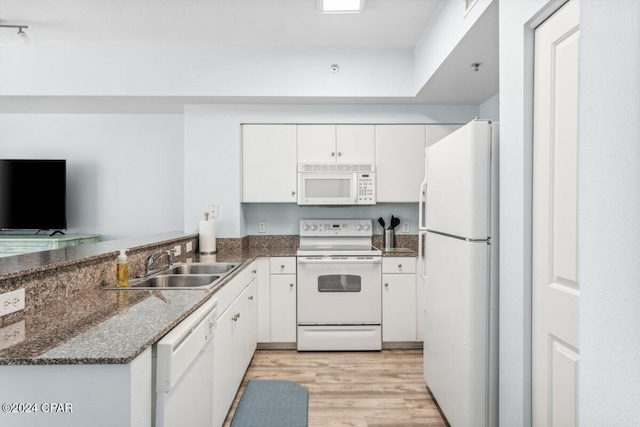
<box><xmin>297</xmin><ymin>124</ymin><xmax>375</xmax><ymax>163</ymax></box>
<box><xmin>375</xmin><ymin>124</ymin><xmax>462</xmax><ymax>203</ymax></box>
<box><xmin>375</xmin><ymin>124</ymin><xmax>426</xmax><ymax>203</ymax></box>
<box><xmin>242</xmin><ymin>124</ymin><xmax>297</xmax><ymax>203</ymax></box>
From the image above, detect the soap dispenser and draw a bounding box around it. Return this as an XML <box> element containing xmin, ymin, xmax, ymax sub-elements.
<box><xmin>116</xmin><ymin>249</ymin><xmax>129</xmax><ymax>288</ymax></box>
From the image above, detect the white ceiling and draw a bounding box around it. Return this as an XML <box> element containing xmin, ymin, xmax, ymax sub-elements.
<box><xmin>1</xmin><ymin>0</ymin><xmax>441</xmax><ymax>48</ymax></box>
<box><xmin>1</xmin><ymin>0</ymin><xmax>498</xmax><ymax>108</ymax></box>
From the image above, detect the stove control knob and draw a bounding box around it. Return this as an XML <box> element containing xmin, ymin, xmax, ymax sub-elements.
<box><xmin>356</xmin><ymin>225</ymin><xmax>362</xmax><ymax>231</ymax></box>
<box><xmin>310</xmin><ymin>225</ymin><xmax>318</xmax><ymax>231</ymax></box>
<box><xmin>363</xmin><ymin>223</ymin><xmax>371</xmax><ymax>231</ymax></box>
<box><xmin>302</xmin><ymin>224</ymin><xmax>310</xmax><ymax>231</ymax></box>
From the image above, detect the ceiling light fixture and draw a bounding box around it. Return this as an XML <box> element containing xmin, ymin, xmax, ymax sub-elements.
<box><xmin>471</xmin><ymin>62</ymin><xmax>483</xmax><ymax>72</ymax></box>
<box><xmin>318</xmin><ymin>0</ymin><xmax>366</xmax><ymax>14</ymax></box>
<box><xmin>0</xmin><ymin>24</ymin><xmax>29</xmax><ymax>37</ymax></box>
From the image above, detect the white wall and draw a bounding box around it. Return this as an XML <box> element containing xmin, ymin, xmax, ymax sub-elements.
<box><xmin>0</xmin><ymin>114</ymin><xmax>184</xmax><ymax>240</ymax></box>
<box><xmin>414</xmin><ymin>0</ymin><xmax>494</xmax><ymax>91</ymax></box>
<box><xmin>183</xmin><ymin>104</ymin><xmax>479</xmax><ymax>237</ymax></box>
<box><xmin>479</xmin><ymin>93</ymin><xmax>499</xmax><ymax>122</ymax></box>
<box><xmin>0</xmin><ymin>105</ymin><xmax>478</xmax><ymax>241</ymax></box>
<box><xmin>499</xmin><ymin>0</ymin><xmax>640</xmax><ymax>425</ymax></box>
<box><xmin>579</xmin><ymin>0</ymin><xmax>640</xmax><ymax>424</ymax></box>
<box><xmin>0</xmin><ymin>46</ymin><xmax>415</xmax><ymax>99</ymax></box>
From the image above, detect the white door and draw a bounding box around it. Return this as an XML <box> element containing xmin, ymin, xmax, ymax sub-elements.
<box><xmin>532</xmin><ymin>1</ymin><xmax>580</xmax><ymax>426</ymax></box>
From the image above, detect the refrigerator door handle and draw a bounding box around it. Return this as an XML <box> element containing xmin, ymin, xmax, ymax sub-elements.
<box><xmin>418</xmin><ymin>230</ymin><xmax>428</xmax><ymax>280</ymax></box>
<box><xmin>418</xmin><ymin>179</ymin><xmax>427</xmax><ymax>230</ymax></box>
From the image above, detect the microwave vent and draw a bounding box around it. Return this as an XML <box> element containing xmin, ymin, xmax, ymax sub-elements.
<box><xmin>298</xmin><ymin>163</ymin><xmax>375</xmax><ymax>172</ymax></box>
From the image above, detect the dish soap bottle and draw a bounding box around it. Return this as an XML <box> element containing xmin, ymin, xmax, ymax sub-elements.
<box><xmin>116</xmin><ymin>249</ymin><xmax>129</xmax><ymax>288</ymax></box>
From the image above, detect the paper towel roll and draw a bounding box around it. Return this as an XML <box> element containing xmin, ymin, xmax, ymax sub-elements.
<box><xmin>199</xmin><ymin>220</ymin><xmax>216</xmax><ymax>254</ymax></box>
<box><xmin>198</xmin><ymin>253</ymin><xmax>217</xmax><ymax>263</ymax></box>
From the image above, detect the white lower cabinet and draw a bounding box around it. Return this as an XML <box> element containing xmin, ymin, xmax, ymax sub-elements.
<box><xmin>0</xmin><ymin>348</ymin><xmax>152</xmax><ymax>427</ymax></box>
<box><xmin>382</xmin><ymin>257</ymin><xmax>418</xmax><ymax>344</ymax></box>
<box><xmin>213</xmin><ymin>261</ymin><xmax>258</xmax><ymax>427</ymax></box>
<box><xmin>269</xmin><ymin>257</ymin><xmax>297</xmax><ymax>344</ymax></box>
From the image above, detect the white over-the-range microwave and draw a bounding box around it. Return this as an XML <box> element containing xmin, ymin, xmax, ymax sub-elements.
<box><xmin>297</xmin><ymin>163</ymin><xmax>376</xmax><ymax>205</ymax></box>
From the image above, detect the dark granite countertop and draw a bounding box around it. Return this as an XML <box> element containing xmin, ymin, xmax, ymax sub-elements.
<box><xmin>0</xmin><ymin>257</ymin><xmax>256</xmax><ymax>365</ymax></box>
<box><xmin>0</xmin><ymin>233</ymin><xmax>413</xmax><ymax>366</ymax></box>
<box><xmin>0</xmin><ymin>231</ymin><xmax>196</xmax><ymax>279</ymax></box>
<box><xmin>0</xmin><ymin>234</ymin><xmax>299</xmax><ymax>366</ymax></box>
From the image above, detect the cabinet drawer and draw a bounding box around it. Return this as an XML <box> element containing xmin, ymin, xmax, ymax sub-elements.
<box><xmin>270</xmin><ymin>257</ymin><xmax>296</xmax><ymax>274</ymax></box>
<box><xmin>382</xmin><ymin>257</ymin><xmax>416</xmax><ymax>274</ymax></box>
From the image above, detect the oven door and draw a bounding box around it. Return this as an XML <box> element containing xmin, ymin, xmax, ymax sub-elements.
<box><xmin>297</xmin><ymin>256</ymin><xmax>382</xmax><ymax>325</ymax></box>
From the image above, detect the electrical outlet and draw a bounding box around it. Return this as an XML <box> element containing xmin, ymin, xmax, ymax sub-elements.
<box><xmin>186</xmin><ymin>242</ymin><xmax>193</xmax><ymax>252</ymax></box>
<box><xmin>258</xmin><ymin>221</ymin><xmax>266</xmax><ymax>233</ymax></box>
<box><xmin>0</xmin><ymin>320</ymin><xmax>25</xmax><ymax>351</ymax></box>
<box><xmin>173</xmin><ymin>245</ymin><xmax>182</xmax><ymax>256</ymax></box>
<box><xmin>402</xmin><ymin>221</ymin><xmax>410</xmax><ymax>233</ymax></box>
<box><xmin>209</xmin><ymin>204</ymin><xmax>218</xmax><ymax>219</ymax></box>
<box><xmin>0</xmin><ymin>288</ymin><xmax>25</xmax><ymax>318</ymax></box>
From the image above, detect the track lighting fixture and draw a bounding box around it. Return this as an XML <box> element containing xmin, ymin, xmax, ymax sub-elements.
<box><xmin>0</xmin><ymin>24</ymin><xmax>29</xmax><ymax>37</ymax></box>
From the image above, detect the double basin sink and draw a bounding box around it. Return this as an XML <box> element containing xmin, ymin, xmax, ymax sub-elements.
<box><xmin>111</xmin><ymin>262</ymin><xmax>240</xmax><ymax>290</ymax></box>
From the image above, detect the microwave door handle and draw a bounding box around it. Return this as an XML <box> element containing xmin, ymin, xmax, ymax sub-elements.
<box><xmin>353</xmin><ymin>176</ymin><xmax>359</xmax><ymax>203</ymax></box>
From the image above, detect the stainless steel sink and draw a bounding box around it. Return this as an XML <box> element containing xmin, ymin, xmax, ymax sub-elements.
<box><xmin>105</xmin><ymin>262</ymin><xmax>241</xmax><ymax>290</ymax></box>
<box><xmin>129</xmin><ymin>274</ymin><xmax>220</xmax><ymax>289</ymax></box>
<box><xmin>164</xmin><ymin>263</ymin><xmax>239</xmax><ymax>275</ymax></box>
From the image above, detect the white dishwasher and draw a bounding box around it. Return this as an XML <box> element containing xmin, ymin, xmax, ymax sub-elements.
<box><xmin>154</xmin><ymin>297</ymin><xmax>217</xmax><ymax>427</ymax></box>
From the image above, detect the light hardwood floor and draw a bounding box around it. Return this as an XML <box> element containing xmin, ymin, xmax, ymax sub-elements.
<box><xmin>223</xmin><ymin>349</ymin><xmax>449</xmax><ymax>427</ymax></box>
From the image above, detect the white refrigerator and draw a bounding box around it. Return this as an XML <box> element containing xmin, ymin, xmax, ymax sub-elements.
<box><xmin>418</xmin><ymin>119</ymin><xmax>498</xmax><ymax>427</ymax></box>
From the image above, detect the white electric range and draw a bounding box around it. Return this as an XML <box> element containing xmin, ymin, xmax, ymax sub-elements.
<box><xmin>296</xmin><ymin>219</ymin><xmax>382</xmax><ymax>351</ymax></box>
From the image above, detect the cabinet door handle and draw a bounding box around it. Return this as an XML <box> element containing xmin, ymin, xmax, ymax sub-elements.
<box><xmin>290</xmin><ymin>283</ymin><xmax>294</xmax><ymax>287</ymax></box>
<box><xmin>331</xmin><ymin>152</ymin><xmax>336</xmax><ymax>157</ymax></box>
<box><xmin>337</xmin><ymin>152</ymin><xmax>342</xmax><ymax>157</ymax></box>
<box><xmin>291</xmin><ymin>191</ymin><xmax>296</xmax><ymax>196</ymax></box>
<box><xmin>248</xmin><ymin>295</ymin><xmax>254</xmax><ymax>301</ymax></box>
<box><xmin>384</xmin><ymin>283</ymin><xmax>389</xmax><ymax>287</ymax></box>
<box><xmin>398</xmin><ymin>264</ymin><xmax>402</xmax><ymax>269</ymax></box>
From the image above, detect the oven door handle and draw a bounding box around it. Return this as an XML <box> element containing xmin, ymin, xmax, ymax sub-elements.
<box><xmin>297</xmin><ymin>257</ymin><xmax>382</xmax><ymax>264</ymax></box>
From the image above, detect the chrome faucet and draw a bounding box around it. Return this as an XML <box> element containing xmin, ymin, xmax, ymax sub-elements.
<box><xmin>143</xmin><ymin>249</ymin><xmax>176</xmax><ymax>277</ymax></box>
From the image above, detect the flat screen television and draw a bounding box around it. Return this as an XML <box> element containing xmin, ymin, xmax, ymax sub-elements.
<box><xmin>0</xmin><ymin>159</ymin><xmax>67</xmax><ymax>233</ymax></box>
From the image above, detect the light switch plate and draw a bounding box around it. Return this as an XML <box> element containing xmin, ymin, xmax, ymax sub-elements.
<box><xmin>209</xmin><ymin>204</ymin><xmax>218</xmax><ymax>219</ymax></box>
